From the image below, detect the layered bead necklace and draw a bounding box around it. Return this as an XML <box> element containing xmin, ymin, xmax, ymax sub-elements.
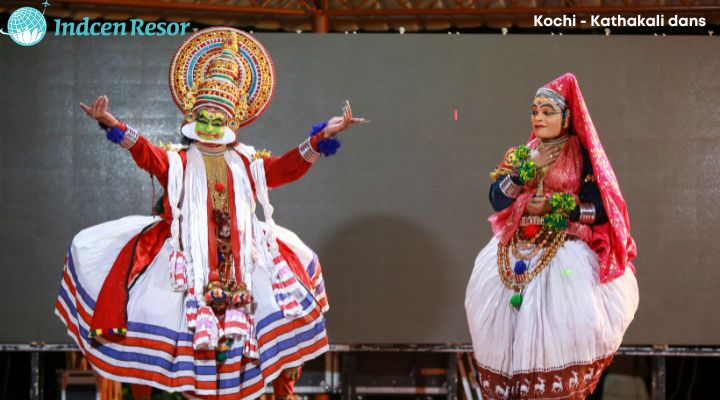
<box><xmin>498</xmin><ymin>133</ymin><xmax>570</xmax><ymax>309</ymax></box>
<box><xmin>498</xmin><ymin>228</ymin><xmax>566</xmax><ymax>309</ymax></box>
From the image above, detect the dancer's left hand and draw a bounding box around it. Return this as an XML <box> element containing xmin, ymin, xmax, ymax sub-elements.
<box><xmin>321</xmin><ymin>100</ymin><xmax>368</xmax><ymax>138</ymax></box>
<box><xmin>526</xmin><ymin>197</ymin><xmax>552</xmax><ymax>216</ymax></box>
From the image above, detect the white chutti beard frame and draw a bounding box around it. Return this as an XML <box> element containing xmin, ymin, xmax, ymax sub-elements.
<box><xmin>181</xmin><ymin>122</ymin><xmax>237</xmax><ymax>145</ymax></box>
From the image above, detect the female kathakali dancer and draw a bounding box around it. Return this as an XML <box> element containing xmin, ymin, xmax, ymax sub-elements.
<box><xmin>465</xmin><ymin>73</ymin><xmax>639</xmax><ymax>399</ymax></box>
<box><xmin>55</xmin><ymin>27</ymin><xmax>365</xmax><ymax>399</ymax></box>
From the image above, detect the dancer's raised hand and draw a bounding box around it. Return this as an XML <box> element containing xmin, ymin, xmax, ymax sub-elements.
<box><xmin>80</xmin><ymin>95</ymin><xmax>119</xmax><ymax>128</ymax></box>
<box><xmin>321</xmin><ymin>100</ymin><xmax>368</xmax><ymax>138</ymax></box>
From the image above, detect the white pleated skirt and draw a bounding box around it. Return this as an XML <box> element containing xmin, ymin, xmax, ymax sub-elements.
<box><xmin>56</xmin><ymin>216</ymin><xmax>329</xmax><ymax>400</ymax></box>
<box><xmin>465</xmin><ymin>237</ymin><xmax>638</xmax><ymax>400</ymax></box>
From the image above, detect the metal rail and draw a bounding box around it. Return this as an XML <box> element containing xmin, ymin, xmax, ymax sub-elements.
<box><xmin>3</xmin><ymin>342</ymin><xmax>720</xmax><ymax>355</ymax></box>
<box><xmin>3</xmin><ymin>343</ymin><xmax>717</xmax><ymax>400</ymax></box>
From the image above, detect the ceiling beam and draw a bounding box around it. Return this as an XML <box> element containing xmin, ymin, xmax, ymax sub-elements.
<box><xmin>327</xmin><ymin>5</ymin><xmax>720</xmax><ymax>16</ymax></box>
<box><xmin>47</xmin><ymin>0</ymin><xmax>310</xmax><ymax>16</ymax></box>
<box><xmin>5</xmin><ymin>1</ymin><xmax>718</xmax><ymax>24</ymax></box>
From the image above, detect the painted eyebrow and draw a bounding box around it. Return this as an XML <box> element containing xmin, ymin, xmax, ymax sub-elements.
<box><xmin>531</xmin><ymin>102</ymin><xmax>559</xmax><ymax>110</ymax></box>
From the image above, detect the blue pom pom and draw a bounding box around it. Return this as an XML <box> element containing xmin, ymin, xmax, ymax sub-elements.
<box><xmin>514</xmin><ymin>260</ymin><xmax>527</xmax><ymax>275</ymax></box>
<box><xmin>308</xmin><ymin>121</ymin><xmax>328</xmax><ymax>137</ymax></box>
<box><xmin>317</xmin><ymin>137</ymin><xmax>341</xmax><ymax>157</ymax></box>
<box><xmin>308</xmin><ymin>121</ymin><xmax>340</xmax><ymax>157</ymax></box>
<box><xmin>106</xmin><ymin>126</ymin><xmax>125</xmax><ymax>144</ymax></box>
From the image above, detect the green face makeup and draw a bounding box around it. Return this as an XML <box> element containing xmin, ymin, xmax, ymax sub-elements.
<box><xmin>195</xmin><ymin>109</ymin><xmax>227</xmax><ymax>141</ymax></box>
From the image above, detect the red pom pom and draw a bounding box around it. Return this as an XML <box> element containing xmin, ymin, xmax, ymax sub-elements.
<box><xmin>523</xmin><ymin>224</ymin><xmax>541</xmax><ymax>238</ymax></box>
<box><xmin>215</xmin><ymin>182</ymin><xmax>225</xmax><ymax>192</ymax></box>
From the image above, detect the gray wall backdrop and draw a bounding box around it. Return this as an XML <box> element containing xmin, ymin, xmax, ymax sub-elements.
<box><xmin>0</xmin><ymin>34</ymin><xmax>718</xmax><ymax>345</ymax></box>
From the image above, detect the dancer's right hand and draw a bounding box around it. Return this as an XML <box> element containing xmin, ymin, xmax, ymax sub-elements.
<box><xmin>530</xmin><ymin>145</ymin><xmax>561</xmax><ymax>169</ymax></box>
<box><xmin>80</xmin><ymin>95</ymin><xmax>119</xmax><ymax>128</ymax></box>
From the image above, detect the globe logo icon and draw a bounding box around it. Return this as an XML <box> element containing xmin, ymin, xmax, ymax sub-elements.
<box><xmin>1</xmin><ymin>7</ymin><xmax>47</xmax><ymax>47</ymax></box>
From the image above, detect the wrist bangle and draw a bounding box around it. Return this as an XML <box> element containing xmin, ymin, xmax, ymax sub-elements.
<box><xmin>499</xmin><ymin>174</ymin><xmax>522</xmax><ymax>199</ymax></box>
<box><xmin>120</xmin><ymin>125</ymin><xmax>139</xmax><ymax>149</ymax></box>
<box><xmin>299</xmin><ymin>137</ymin><xmax>320</xmax><ymax>163</ymax></box>
<box><xmin>578</xmin><ymin>202</ymin><xmax>596</xmax><ymax>224</ymax></box>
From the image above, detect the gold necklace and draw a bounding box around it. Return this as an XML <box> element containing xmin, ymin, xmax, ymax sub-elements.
<box><xmin>498</xmin><ymin>227</ymin><xmax>566</xmax><ymax>309</ymax></box>
<box><xmin>202</xmin><ymin>153</ymin><xmax>229</xmax><ymax>213</ymax></box>
<box><xmin>511</xmin><ymin>229</ymin><xmax>547</xmax><ymax>261</ymax></box>
<box><xmin>539</xmin><ymin>133</ymin><xmax>570</xmax><ymax>146</ymax></box>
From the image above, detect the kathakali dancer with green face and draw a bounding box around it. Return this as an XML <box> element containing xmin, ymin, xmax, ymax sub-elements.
<box><xmin>55</xmin><ymin>27</ymin><xmax>365</xmax><ymax>400</ymax></box>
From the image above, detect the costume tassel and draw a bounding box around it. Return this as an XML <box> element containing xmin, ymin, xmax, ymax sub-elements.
<box><xmin>243</xmin><ymin>313</ymin><xmax>259</xmax><ymax>359</ymax></box>
<box><xmin>271</xmin><ymin>254</ymin><xmax>305</xmax><ymax>319</ymax></box>
<box><xmin>224</xmin><ymin>307</ymin><xmax>250</xmax><ymax>340</ymax></box>
<box><xmin>168</xmin><ymin>250</ymin><xmax>188</xmax><ymax>292</ymax></box>
<box><xmin>184</xmin><ymin>288</ymin><xmax>198</xmax><ymax>329</ymax></box>
<box><xmin>193</xmin><ymin>305</ymin><xmax>223</xmax><ymax>350</ymax></box>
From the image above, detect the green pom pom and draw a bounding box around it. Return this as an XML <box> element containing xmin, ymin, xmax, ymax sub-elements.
<box><xmin>563</xmin><ymin>193</ymin><xmax>577</xmax><ymax>212</ymax></box>
<box><xmin>544</xmin><ymin>213</ymin><xmax>569</xmax><ymax>231</ymax></box>
<box><xmin>216</xmin><ymin>351</ymin><xmax>228</xmax><ymax>362</ymax></box>
<box><xmin>515</xmin><ymin>145</ymin><xmax>531</xmax><ymax>161</ymax></box>
<box><xmin>550</xmin><ymin>193</ymin><xmax>577</xmax><ymax>214</ymax></box>
<box><xmin>510</xmin><ymin>292</ymin><xmax>523</xmax><ymax>309</ymax></box>
<box><xmin>550</xmin><ymin>193</ymin><xmax>564</xmax><ymax>211</ymax></box>
<box><xmin>511</xmin><ymin>146</ymin><xmax>532</xmax><ymax>169</ymax></box>
<box><xmin>517</xmin><ymin>160</ymin><xmax>537</xmax><ymax>184</ymax></box>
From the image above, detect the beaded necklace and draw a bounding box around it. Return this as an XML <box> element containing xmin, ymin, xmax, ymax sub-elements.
<box><xmin>497</xmin><ymin>227</ymin><xmax>566</xmax><ymax>309</ymax></box>
<box><xmin>539</xmin><ymin>133</ymin><xmax>570</xmax><ymax>146</ymax></box>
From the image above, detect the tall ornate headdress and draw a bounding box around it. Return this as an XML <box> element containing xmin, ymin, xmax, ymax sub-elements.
<box><xmin>531</xmin><ymin>73</ymin><xmax>637</xmax><ymax>283</ymax></box>
<box><xmin>169</xmin><ymin>27</ymin><xmax>276</xmax><ymax>144</ymax></box>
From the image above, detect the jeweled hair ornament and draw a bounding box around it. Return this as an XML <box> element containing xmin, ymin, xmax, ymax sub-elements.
<box><xmin>535</xmin><ymin>87</ymin><xmax>567</xmax><ymax>110</ymax></box>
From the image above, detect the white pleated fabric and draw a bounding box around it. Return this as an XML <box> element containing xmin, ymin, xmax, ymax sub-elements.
<box><xmin>465</xmin><ymin>237</ymin><xmax>638</xmax><ymax>396</ymax></box>
<box><xmin>56</xmin><ymin>215</ymin><xmax>329</xmax><ymax>399</ymax></box>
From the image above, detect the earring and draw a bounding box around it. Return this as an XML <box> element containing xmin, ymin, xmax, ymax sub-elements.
<box><xmin>562</xmin><ymin>110</ymin><xmax>570</xmax><ymax>127</ymax></box>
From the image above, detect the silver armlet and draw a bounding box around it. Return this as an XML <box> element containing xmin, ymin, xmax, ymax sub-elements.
<box><xmin>579</xmin><ymin>203</ymin><xmax>596</xmax><ymax>224</ymax></box>
<box><xmin>299</xmin><ymin>137</ymin><xmax>320</xmax><ymax>164</ymax></box>
<box><xmin>499</xmin><ymin>174</ymin><xmax>522</xmax><ymax>199</ymax></box>
<box><xmin>120</xmin><ymin>126</ymin><xmax>139</xmax><ymax>149</ymax></box>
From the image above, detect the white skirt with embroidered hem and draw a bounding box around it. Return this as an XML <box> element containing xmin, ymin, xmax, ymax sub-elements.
<box><xmin>464</xmin><ymin>237</ymin><xmax>638</xmax><ymax>399</ymax></box>
<box><xmin>55</xmin><ymin>215</ymin><xmax>329</xmax><ymax>400</ymax></box>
